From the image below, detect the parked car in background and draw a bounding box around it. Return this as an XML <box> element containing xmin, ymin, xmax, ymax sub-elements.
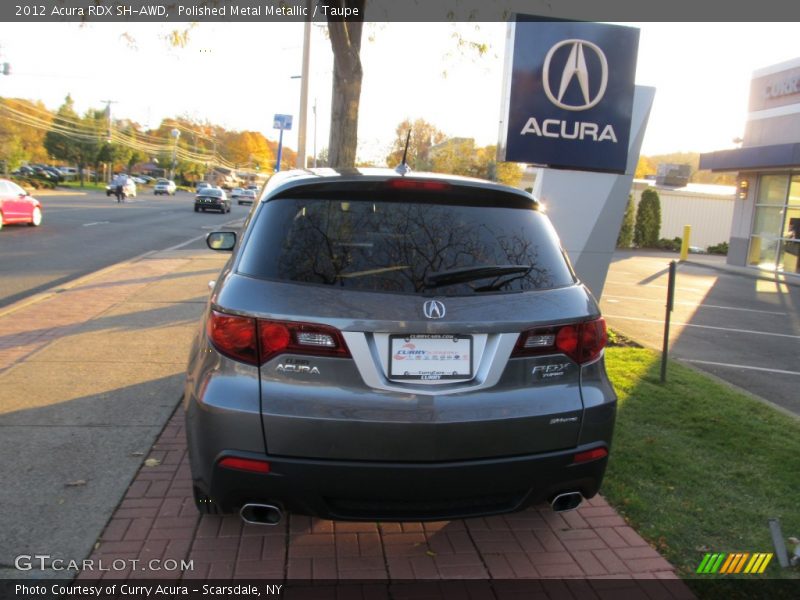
<box><xmin>58</xmin><ymin>166</ymin><xmax>78</xmax><ymax>179</ymax></box>
<box><xmin>105</xmin><ymin>177</ymin><xmax>137</xmax><ymax>199</ymax></box>
<box><xmin>11</xmin><ymin>166</ymin><xmax>36</xmax><ymax>177</ymax></box>
<box><xmin>40</xmin><ymin>167</ymin><xmax>64</xmax><ymax>182</ymax></box>
<box><xmin>0</xmin><ymin>178</ymin><xmax>43</xmax><ymax>230</ymax></box>
<box><xmin>12</xmin><ymin>165</ymin><xmax>60</xmax><ymax>183</ymax></box>
<box><xmin>194</xmin><ymin>187</ymin><xmax>229</xmax><ymax>213</ymax></box>
<box><xmin>154</xmin><ymin>179</ymin><xmax>177</xmax><ymax>196</ymax></box>
<box><xmin>185</xmin><ymin>168</ymin><xmax>615</xmax><ymax>523</ymax></box>
<box><xmin>235</xmin><ymin>189</ymin><xmax>257</xmax><ymax>205</ymax></box>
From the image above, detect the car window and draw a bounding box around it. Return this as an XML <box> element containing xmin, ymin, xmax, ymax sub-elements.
<box><xmin>238</xmin><ymin>196</ymin><xmax>575</xmax><ymax>295</ymax></box>
<box><xmin>9</xmin><ymin>181</ymin><xmax>26</xmax><ymax>195</ymax></box>
<box><xmin>0</xmin><ymin>181</ymin><xmax>11</xmax><ymax>196</ymax></box>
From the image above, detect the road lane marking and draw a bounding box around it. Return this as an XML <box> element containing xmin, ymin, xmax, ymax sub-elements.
<box><xmin>602</xmin><ymin>294</ymin><xmax>788</xmax><ymax>316</ymax></box>
<box><xmin>682</xmin><ymin>359</ymin><xmax>800</xmax><ymax>377</ymax></box>
<box><xmin>604</xmin><ymin>314</ymin><xmax>800</xmax><ymax>340</ymax></box>
<box><xmin>82</xmin><ymin>221</ymin><xmax>110</xmax><ymax>227</ymax></box>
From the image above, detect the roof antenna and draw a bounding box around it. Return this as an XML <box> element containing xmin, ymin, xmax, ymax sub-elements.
<box><xmin>395</xmin><ymin>130</ymin><xmax>412</xmax><ymax>175</ymax></box>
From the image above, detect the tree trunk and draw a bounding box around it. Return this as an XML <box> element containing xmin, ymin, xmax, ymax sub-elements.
<box><xmin>327</xmin><ymin>1</ymin><xmax>365</xmax><ymax>169</ymax></box>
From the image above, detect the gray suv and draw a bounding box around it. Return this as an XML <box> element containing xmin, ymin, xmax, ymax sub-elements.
<box><xmin>184</xmin><ymin>168</ymin><xmax>616</xmax><ymax>524</ymax></box>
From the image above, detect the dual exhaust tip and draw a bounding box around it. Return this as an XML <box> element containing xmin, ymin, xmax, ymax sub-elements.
<box><xmin>550</xmin><ymin>491</ymin><xmax>584</xmax><ymax>513</ymax></box>
<box><xmin>240</xmin><ymin>493</ymin><xmax>582</xmax><ymax>524</ymax></box>
<box><xmin>240</xmin><ymin>503</ymin><xmax>283</xmax><ymax>526</ymax></box>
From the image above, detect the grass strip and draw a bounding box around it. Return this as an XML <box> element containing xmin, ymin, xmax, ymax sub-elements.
<box><xmin>602</xmin><ymin>347</ymin><xmax>799</xmax><ymax>587</ymax></box>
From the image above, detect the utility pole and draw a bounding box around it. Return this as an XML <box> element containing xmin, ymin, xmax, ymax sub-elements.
<box><xmin>296</xmin><ymin>12</ymin><xmax>311</xmax><ymax>168</ymax></box>
<box><xmin>101</xmin><ymin>99</ymin><xmax>118</xmax><ymax>182</ymax></box>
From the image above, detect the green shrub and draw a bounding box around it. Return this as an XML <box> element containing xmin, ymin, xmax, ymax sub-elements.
<box><xmin>655</xmin><ymin>237</ymin><xmax>682</xmax><ymax>252</ymax></box>
<box><xmin>707</xmin><ymin>241</ymin><xmax>729</xmax><ymax>255</ymax></box>
<box><xmin>616</xmin><ymin>194</ymin><xmax>636</xmax><ymax>248</ymax></box>
<box><xmin>634</xmin><ymin>188</ymin><xmax>661</xmax><ymax>248</ymax></box>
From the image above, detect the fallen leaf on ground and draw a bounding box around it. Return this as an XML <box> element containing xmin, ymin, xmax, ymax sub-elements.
<box><xmin>144</xmin><ymin>458</ymin><xmax>161</xmax><ymax>467</ymax></box>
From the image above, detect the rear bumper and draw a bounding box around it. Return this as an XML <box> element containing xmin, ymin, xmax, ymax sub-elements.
<box><xmin>195</xmin><ymin>201</ymin><xmax>225</xmax><ymax>209</ymax></box>
<box><xmin>198</xmin><ymin>445</ymin><xmax>608</xmax><ymax>521</ymax></box>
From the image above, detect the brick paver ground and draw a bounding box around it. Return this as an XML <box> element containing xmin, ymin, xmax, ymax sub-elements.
<box><xmin>80</xmin><ymin>409</ymin><xmax>692</xmax><ymax>596</ymax></box>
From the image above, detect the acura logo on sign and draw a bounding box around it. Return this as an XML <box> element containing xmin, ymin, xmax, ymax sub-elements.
<box><xmin>543</xmin><ymin>39</ymin><xmax>608</xmax><ymax>111</ymax></box>
<box><xmin>423</xmin><ymin>300</ymin><xmax>446</xmax><ymax>319</ymax></box>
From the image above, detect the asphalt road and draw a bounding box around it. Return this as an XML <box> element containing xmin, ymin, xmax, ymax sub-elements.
<box><xmin>0</xmin><ymin>188</ymin><xmax>248</xmax><ymax>309</ymax></box>
<box><xmin>601</xmin><ymin>251</ymin><xmax>800</xmax><ymax>416</ymax></box>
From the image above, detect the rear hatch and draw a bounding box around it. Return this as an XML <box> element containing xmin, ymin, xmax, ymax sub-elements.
<box><xmin>217</xmin><ymin>178</ymin><xmax>600</xmax><ymax>462</ymax></box>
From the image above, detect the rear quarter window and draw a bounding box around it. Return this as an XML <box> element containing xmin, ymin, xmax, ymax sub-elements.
<box><xmin>237</xmin><ymin>193</ymin><xmax>576</xmax><ymax>295</ymax></box>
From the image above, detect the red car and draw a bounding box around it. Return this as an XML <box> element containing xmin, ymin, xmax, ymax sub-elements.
<box><xmin>0</xmin><ymin>179</ymin><xmax>43</xmax><ymax>230</ymax></box>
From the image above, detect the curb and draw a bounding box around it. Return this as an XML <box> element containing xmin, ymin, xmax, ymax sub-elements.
<box><xmin>682</xmin><ymin>259</ymin><xmax>800</xmax><ymax>288</ymax></box>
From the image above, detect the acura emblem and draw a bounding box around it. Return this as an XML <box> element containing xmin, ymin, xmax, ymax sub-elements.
<box><xmin>423</xmin><ymin>300</ymin><xmax>446</xmax><ymax>319</ymax></box>
<box><xmin>543</xmin><ymin>39</ymin><xmax>608</xmax><ymax>111</ymax></box>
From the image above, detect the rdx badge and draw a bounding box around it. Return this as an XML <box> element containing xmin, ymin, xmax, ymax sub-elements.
<box><xmin>531</xmin><ymin>363</ymin><xmax>571</xmax><ymax>380</ymax></box>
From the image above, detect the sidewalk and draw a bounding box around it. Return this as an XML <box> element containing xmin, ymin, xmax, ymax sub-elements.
<box><xmin>682</xmin><ymin>252</ymin><xmax>800</xmax><ymax>287</ymax></box>
<box><xmin>0</xmin><ymin>248</ymin><xmax>227</xmax><ymax>579</ymax></box>
<box><xmin>0</xmin><ymin>249</ymin><xmax>692</xmax><ymax>596</ymax></box>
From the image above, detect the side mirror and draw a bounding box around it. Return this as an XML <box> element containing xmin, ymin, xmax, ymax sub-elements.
<box><xmin>206</xmin><ymin>231</ymin><xmax>236</xmax><ymax>251</ymax></box>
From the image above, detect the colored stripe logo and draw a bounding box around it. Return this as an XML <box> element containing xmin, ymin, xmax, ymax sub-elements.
<box><xmin>696</xmin><ymin>553</ymin><xmax>773</xmax><ymax>574</ymax></box>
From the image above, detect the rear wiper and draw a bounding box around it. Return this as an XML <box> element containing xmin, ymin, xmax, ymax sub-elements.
<box><xmin>424</xmin><ymin>265</ymin><xmax>532</xmax><ymax>289</ymax></box>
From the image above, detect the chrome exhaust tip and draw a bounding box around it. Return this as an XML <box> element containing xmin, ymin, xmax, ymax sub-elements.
<box><xmin>240</xmin><ymin>503</ymin><xmax>283</xmax><ymax>525</ymax></box>
<box><xmin>550</xmin><ymin>492</ymin><xmax>584</xmax><ymax>513</ymax></box>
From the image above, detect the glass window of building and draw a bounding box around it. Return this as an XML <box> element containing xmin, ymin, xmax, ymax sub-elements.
<box><xmin>748</xmin><ymin>174</ymin><xmax>800</xmax><ymax>272</ymax></box>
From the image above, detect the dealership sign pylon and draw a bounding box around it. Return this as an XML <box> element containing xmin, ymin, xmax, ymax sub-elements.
<box><xmin>498</xmin><ymin>18</ymin><xmax>653</xmax><ymax>297</ymax></box>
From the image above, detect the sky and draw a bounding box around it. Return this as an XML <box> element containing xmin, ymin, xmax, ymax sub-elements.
<box><xmin>1</xmin><ymin>21</ymin><xmax>799</xmax><ymax>165</ymax></box>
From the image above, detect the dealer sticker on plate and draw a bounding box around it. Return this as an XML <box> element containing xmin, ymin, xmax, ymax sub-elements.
<box><xmin>389</xmin><ymin>334</ymin><xmax>473</xmax><ymax>381</ymax></box>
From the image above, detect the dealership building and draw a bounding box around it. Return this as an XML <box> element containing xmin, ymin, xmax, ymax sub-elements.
<box><xmin>700</xmin><ymin>57</ymin><xmax>800</xmax><ymax>276</ymax></box>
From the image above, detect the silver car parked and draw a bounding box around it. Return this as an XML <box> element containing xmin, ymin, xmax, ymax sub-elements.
<box><xmin>184</xmin><ymin>168</ymin><xmax>616</xmax><ymax>524</ymax></box>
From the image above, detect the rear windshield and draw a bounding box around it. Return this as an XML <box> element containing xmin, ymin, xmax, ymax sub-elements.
<box><xmin>237</xmin><ymin>196</ymin><xmax>575</xmax><ymax>295</ymax></box>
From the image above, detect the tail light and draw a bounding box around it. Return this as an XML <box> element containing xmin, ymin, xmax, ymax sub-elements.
<box><xmin>257</xmin><ymin>319</ymin><xmax>351</xmax><ymax>362</ymax></box>
<box><xmin>512</xmin><ymin>317</ymin><xmax>607</xmax><ymax>365</ymax></box>
<box><xmin>206</xmin><ymin>311</ymin><xmax>258</xmax><ymax>365</ymax></box>
<box><xmin>207</xmin><ymin>310</ymin><xmax>351</xmax><ymax>365</ymax></box>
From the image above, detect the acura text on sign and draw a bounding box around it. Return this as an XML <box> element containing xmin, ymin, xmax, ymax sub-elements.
<box><xmin>500</xmin><ymin>19</ymin><xmax>639</xmax><ymax>173</ymax></box>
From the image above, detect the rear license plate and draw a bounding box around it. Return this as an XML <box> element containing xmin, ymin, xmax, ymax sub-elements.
<box><xmin>389</xmin><ymin>335</ymin><xmax>473</xmax><ymax>381</ymax></box>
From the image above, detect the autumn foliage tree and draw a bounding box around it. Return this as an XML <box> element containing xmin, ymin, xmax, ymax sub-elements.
<box><xmin>385</xmin><ymin>118</ymin><xmax>447</xmax><ymax>170</ymax></box>
<box><xmin>0</xmin><ymin>98</ymin><xmax>51</xmax><ymax>170</ymax></box>
<box><xmin>44</xmin><ymin>95</ymin><xmax>100</xmax><ymax>185</ymax></box>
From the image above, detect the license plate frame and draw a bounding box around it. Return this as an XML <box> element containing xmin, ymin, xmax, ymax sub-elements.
<box><xmin>388</xmin><ymin>334</ymin><xmax>473</xmax><ymax>381</ymax></box>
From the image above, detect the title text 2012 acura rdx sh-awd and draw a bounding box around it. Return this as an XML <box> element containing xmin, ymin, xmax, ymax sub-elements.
<box><xmin>183</xmin><ymin>168</ymin><xmax>616</xmax><ymax>524</ymax></box>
